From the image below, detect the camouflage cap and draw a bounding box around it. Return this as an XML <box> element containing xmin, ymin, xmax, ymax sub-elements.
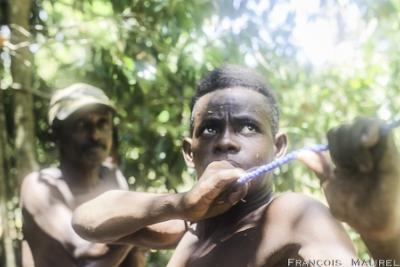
<box><xmin>48</xmin><ymin>83</ymin><xmax>116</xmax><ymax>125</ymax></box>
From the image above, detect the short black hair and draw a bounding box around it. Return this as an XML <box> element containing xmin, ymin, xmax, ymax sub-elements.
<box><xmin>190</xmin><ymin>65</ymin><xmax>279</xmax><ymax>136</ymax></box>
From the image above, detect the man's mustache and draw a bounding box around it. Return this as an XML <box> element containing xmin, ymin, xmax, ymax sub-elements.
<box><xmin>80</xmin><ymin>141</ymin><xmax>107</xmax><ymax>151</ymax></box>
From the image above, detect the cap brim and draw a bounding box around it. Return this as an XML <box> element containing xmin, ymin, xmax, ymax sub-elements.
<box><xmin>49</xmin><ymin>98</ymin><xmax>116</xmax><ymax>124</ymax></box>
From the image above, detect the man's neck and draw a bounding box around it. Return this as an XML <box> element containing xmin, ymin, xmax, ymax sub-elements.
<box><xmin>59</xmin><ymin>159</ymin><xmax>102</xmax><ymax>190</ymax></box>
<box><xmin>197</xmin><ymin>188</ymin><xmax>274</xmax><ymax>240</ymax></box>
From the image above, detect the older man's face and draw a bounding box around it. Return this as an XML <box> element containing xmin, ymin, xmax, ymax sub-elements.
<box><xmin>58</xmin><ymin>105</ymin><xmax>113</xmax><ymax>168</ymax></box>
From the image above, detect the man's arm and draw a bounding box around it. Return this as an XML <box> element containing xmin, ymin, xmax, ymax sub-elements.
<box><xmin>166</xmin><ymin>229</ymin><xmax>199</xmax><ymax>267</ymax></box>
<box><xmin>72</xmin><ymin>161</ymin><xmax>248</xmax><ymax>246</ymax></box>
<box><xmin>299</xmin><ymin>117</ymin><xmax>400</xmax><ymax>261</ymax></box>
<box><xmin>73</xmin><ymin>190</ymin><xmax>186</xmax><ymax>244</ymax></box>
<box><xmin>114</xmin><ymin>220</ymin><xmax>186</xmax><ymax>249</ymax></box>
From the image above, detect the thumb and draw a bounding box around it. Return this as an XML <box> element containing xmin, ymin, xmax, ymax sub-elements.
<box><xmin>297</xmin><ymin>150</ymin><xmax>334</xmax><ymax>183</ymax></box>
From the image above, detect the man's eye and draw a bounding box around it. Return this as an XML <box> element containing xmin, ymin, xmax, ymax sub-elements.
<box><xmin>97</xmin><ymin>118</ymin><xmax>110</xmax><ymax>129</ymax></box>
<box><xmin>240</xmin><ymin>124</ymin><xmax>257</xmax><ymax>134</ymax></box>
<box><xmin>74</xmin><ymin>120</ymin><xmax>87</xmax><ymax>131</ymax></box>
<box><xmin>201</xmin><ymin>127</ymin><xmax>217</xmax><ymax>136</ymax></box>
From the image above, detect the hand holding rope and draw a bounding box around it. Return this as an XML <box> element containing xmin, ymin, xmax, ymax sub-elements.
<box><xmin>237</xmin><ymin>119</ymin><xmax>400</xmax><ymax>185</ymax></box>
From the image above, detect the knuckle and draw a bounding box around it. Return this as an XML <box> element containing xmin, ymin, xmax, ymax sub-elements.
<box><xmin>208</xmin><ymin>161</ymin><xmax>221</xmax><ymax>168</ymax></box>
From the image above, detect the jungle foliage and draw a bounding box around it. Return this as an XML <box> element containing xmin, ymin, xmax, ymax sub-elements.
<box><xmin>1</xmin><ymin>0</ymin><xmax>400</xmax><ymax>266</ymax></box>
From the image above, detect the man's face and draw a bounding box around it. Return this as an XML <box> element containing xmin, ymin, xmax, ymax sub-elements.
<box><xmin>58</xmin><ymin>105</ymin><xmax>113</xmax><ymax>168</ymax></box>
<box><xmin>185</xmin><ymin>87</ymin><xmax>285</xmax><ymax>181</ymax></box>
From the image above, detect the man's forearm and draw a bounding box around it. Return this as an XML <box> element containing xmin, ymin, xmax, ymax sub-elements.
<box><xmin>72</xmin><ymin>190</ymin><xmax>186</xmax><ymax>243</ymax></box>
<box><xmin>73</xmin><ymin>164</ymin><xmax>246</xmax><ymax>245</ymax></box>
<box><xmin>113</xmin><ymin>220</ymin><xmax>186</xmax><ymax>249</ymax></box>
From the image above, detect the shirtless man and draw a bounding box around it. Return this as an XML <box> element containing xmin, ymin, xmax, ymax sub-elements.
<box><xmin>73</xmin><ymin>66</ymin><xmax>366</xmax><ymax>266</ymax></box>
<box><xmin>21</xmin><ymin>83</ymin><xmax>146</xmax><ymax>267</ymax></box>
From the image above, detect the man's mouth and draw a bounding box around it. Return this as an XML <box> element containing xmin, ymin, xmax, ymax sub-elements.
<box><xmin>214</xmin><ymin>157</ymin><xmax>264</xmax><ymax>171</ymax></box>
<box><xmin>212</xmin><ymin>157</ymin><xmax>243</xmax><ymax>168</ymax></box>
<box><xmin>82</xmin><ymin>144</ymin><xmax>106</xmax><ymax>152</ymax></box>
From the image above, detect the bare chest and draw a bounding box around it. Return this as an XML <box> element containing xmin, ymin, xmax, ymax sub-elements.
<box><xmin>71</xmin><ymin>180</ymin><xmax>119</xmax><ymax>207</ymax></box>
<box><xmin>186</xmin><ymin>228</ymin><xmax>298</xmax><ymax>267</ymax></box>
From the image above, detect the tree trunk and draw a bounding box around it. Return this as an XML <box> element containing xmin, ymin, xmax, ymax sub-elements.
<box><xmin>8</xmin><ymin>0</ymin><xmax>37</xmax><ymax>182</ymax></box>
<box><xmin>5</xmin><ymin>1</ymin><xmax>37</xmax><ymax>266</ymax></box>
<box><xmin>0</xmin><ymin>89</ymin><xmax>17</xmax><ymax>267</ymax></box>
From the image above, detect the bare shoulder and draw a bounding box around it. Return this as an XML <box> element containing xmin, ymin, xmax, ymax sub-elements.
<box><xmin>265</xmin><ymin>192</ymin><xmax>355</xmax><ymax>253</ymax></box>
<box><xmin>268</xmin><ymin>192</ymin><xmax>329</xmax><ymax>220</ymax></box>
<box><xmin>21</xmin><ymin>171</ymin><xmax>46</xmax><ymax>200</ymax></box>
<box><xmin>265</xmin><ymin>192</ymin><xmax>346</xmax><ymax>239</ymax></box>
<box><xmin>21</xmin><ymin>169</ymin><xmax>62</xmax><ymax>214</ymax></box>
<box><xmin>271</xmin><ymin>192</ymin><xmax>328</xmax><ymax>211</ymax></box>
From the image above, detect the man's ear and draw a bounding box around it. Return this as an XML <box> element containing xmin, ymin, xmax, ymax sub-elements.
<box><xmin>182</xmin><ymin>137</ymin><xmax>195</xmax><ymax>168</ymax></box>
<box><xmin>274</xmin><ymin>132</ymin><xmax>288</xmax><ymax>158</ymax></box>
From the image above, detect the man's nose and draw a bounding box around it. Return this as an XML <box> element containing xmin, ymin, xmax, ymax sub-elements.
<box><xmin>214</xmin><ymin>129</ymin><xmax>240</xmax><ymax>154</ymax></box>
<box><xmin>89</xmin><ymin>126</ymin><xmax>102</xmax><ymax>141</ymax></box>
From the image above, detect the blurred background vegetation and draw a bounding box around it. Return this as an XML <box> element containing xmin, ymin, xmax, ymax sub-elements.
<box><xmin>1</xmin><ymin>0</ymin><xmax>399</xmax><ymax>266</ymax></box>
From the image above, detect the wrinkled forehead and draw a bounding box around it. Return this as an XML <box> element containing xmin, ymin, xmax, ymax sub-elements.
<box><xmin>192</xmin><ymin>88</ymin><xmax>271</xmax><ymax>122</ymax></box>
